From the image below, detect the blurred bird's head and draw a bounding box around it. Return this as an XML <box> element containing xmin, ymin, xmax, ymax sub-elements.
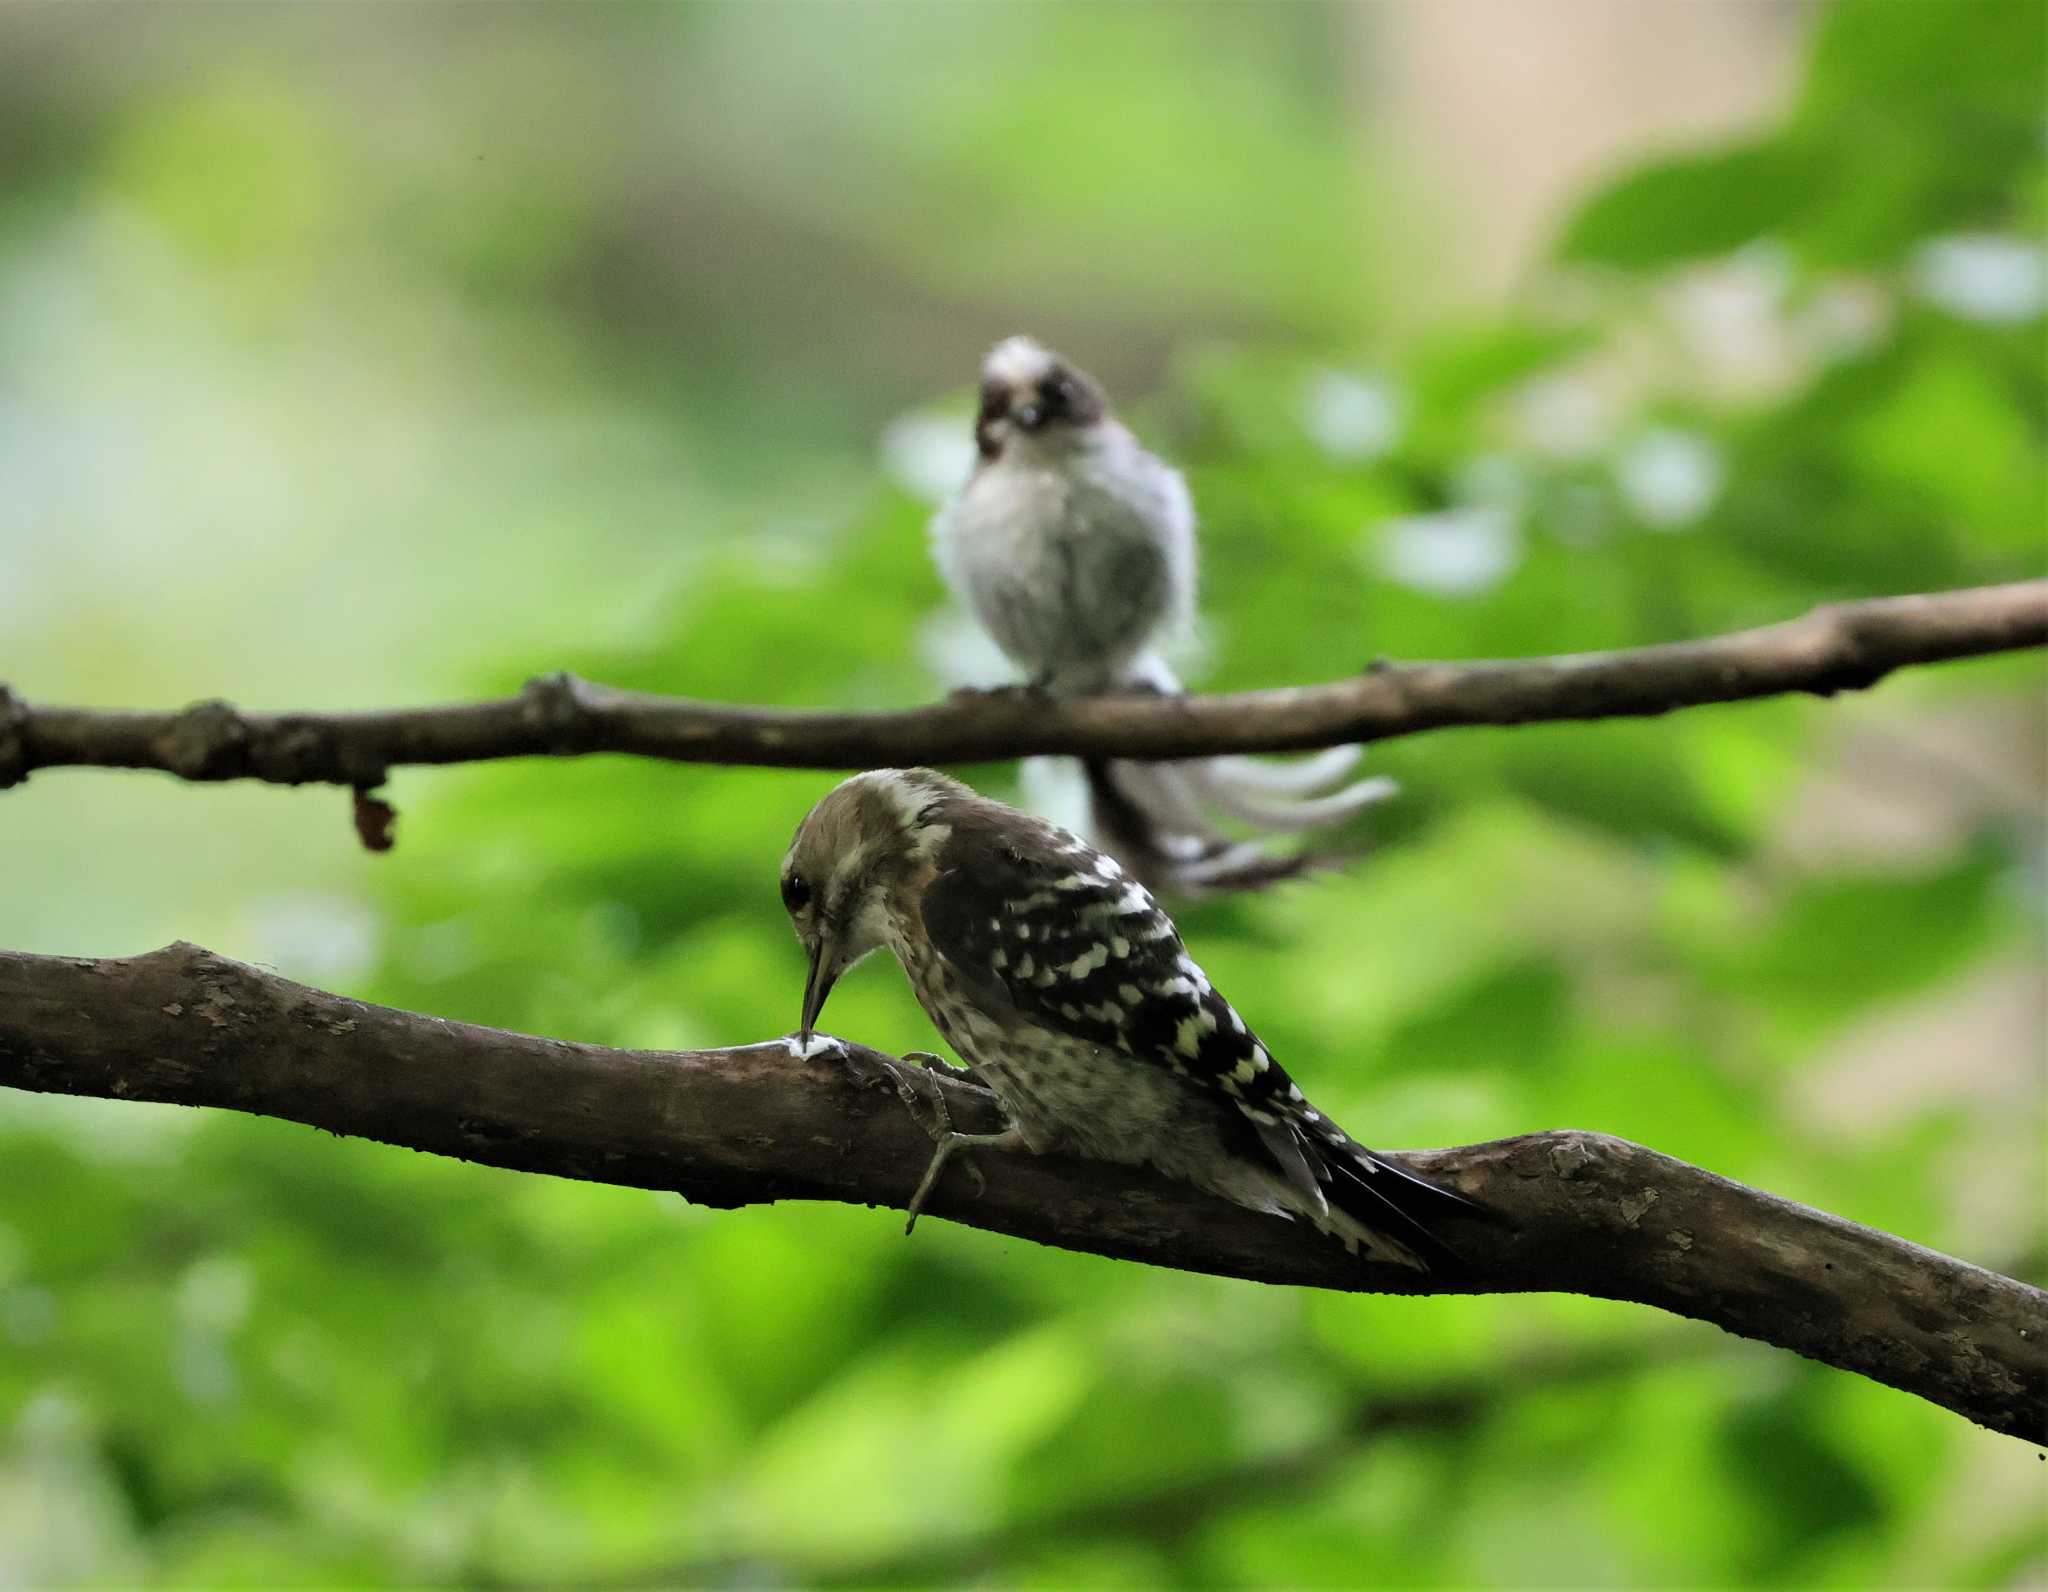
<box><xmin>781</xmin><ymin>768</ymin><xmax>965</xmax><ymax>1039</ymax></box>
<box><xmin>974</xmin><ymin>336</ymin><xmax>1109</xmax><ymax>461</ymax></box>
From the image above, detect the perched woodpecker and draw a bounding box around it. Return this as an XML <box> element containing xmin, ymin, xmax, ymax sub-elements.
<box><xmin>781</xmin><ymin>767</ymin><xmax>1473</xmax><ymax>1269</ymax></box>
<box><xmin>929</xmin><ymin>336</ymin><xmax>1394</xmax><ymax>895</ymax></box>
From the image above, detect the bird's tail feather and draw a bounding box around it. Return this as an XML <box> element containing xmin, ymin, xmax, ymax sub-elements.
<box><xmin>1179</xmin><ymin>756</ymin><xmax>1398</xmax><ymax>832</ymax></box>
<box><xmin>1084</xmin><ymin>759</ymin><xmax>1319</xmax><ymax>895</ymax></box>
<box><xmin>1099</xmin><ymin>758</ymin><xmax>1231</xmax><ymax>849</ymax></box>
<box><xmin>1204</xmin><ymin>745</ymin><xmax>1364</xmax><ymax>797</ymax></box>
<box><xmin>1082</xmin><ymin>750</ymin><xmax>1395</xmax><ymax>898</ymax></box>
<box><xmin>1254</xmin><ymin>1111</ymin><xmax>1475</xmax><ymax>1272</ymax></box>
<box><xmin>1318</xmin><ymin>1144</ymin><xmax>1475</xmax><ymax>1273</ymax></box>
<box><xmin>1055</xmin><ymin>653</ymin><xmax>1397</xmax><ymax>898</ymax></box>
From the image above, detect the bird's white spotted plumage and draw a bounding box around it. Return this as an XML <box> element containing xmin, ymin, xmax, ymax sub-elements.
<box><xmin>778</xmin><ymin>767</ymin><xmax>1472</xmax><ymax>1268</ymax></box>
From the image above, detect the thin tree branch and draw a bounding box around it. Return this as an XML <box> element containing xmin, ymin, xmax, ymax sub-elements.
<box><xmin>2</xmin><ymin>582</ymin><xmax>2041</xmax><ymax>791</ymax></box>
<box><xmin>2</xmin><ymin>943</ymin><xmax>2041</xmax><ymax>1442</ymax></box>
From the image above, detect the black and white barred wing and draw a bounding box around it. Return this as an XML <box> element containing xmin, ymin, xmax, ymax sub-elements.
<box><xmin>918</xmin><ymin>823</ymin><xmax>1301</xmax><ymax>1112</ymax></box>
<box><xmin>920</xmin><ymin>817</ymin><xmax>1475</xmax><ymax>1265</ymax></box>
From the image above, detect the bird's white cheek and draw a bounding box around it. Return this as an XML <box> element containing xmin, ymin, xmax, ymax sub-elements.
<box><xmin>840</xmin><ymin>896</ymin><xmax>895</xmax><ymax>964</ymax></box>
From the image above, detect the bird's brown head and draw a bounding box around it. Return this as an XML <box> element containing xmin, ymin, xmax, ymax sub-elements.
<box><xmin>781</xmin><ymin>768</ymin><xmax>966</xmax><ymax>1039</ymax></box>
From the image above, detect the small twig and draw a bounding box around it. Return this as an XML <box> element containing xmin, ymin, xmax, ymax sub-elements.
<box><xmin>350</xmin><ymin>788</ymin><xmax>397</xmax><ymax>853</ymax></box>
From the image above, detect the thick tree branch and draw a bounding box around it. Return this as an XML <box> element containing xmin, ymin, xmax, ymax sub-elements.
<box><xmin>1</xmin><ymin>943</ymin><xmax>2040</xmax><ymax>1442</ymax></box>
<box><xmin>2</xmin><ymin>582</ymin><xmax>2041</xmax><ymax>791</ymax></box>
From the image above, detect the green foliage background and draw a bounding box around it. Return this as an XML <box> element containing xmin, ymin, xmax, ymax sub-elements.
<box><xmin>1</xmin><ymin>3</ymin><xmax>2042</xmax><ymax>1585</ymax></box>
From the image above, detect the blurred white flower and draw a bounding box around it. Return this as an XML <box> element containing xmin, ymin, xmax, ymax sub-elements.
<box><xmin>1512</xmin><ymin>372</ymin><xmax>1611</xmax><ymax>459</ymax></box>
<box><xmin>13</xmin><ymin>1389</ymin><xmax>87</xmax><ymax>1443</ymax></box>
<box><xmin>243</xmin><ymin>893</ymin><xmax>379</xmax><ymax>985</ymax></box>
<box><xmin>1373</xmin><ymin>506</ymin><xmax>1521</xmax><ymax>597</ymax></box>
<box><xmin>0</xmin><ymin>530</ymin><xmax>29</xmax><ymax>628</ymax></box>
<box><xmin>408</xmin><ymin>917</ymin><xmax>478</xmax><ymax>981</ymax></box>
<box><xmin>1911</xmin><ymin>234</ymin><xmax>2047</xmax><ymax>324</ymax></box>
<box><xmin>1615</xmin><ymin>427</ymin><xmax>1724</xmax><ymax>530</ymax></box>
<box><xmin>1455</xmin><ymin>452</ymin><xmax>1531</xmax><ymax>513</ymax></box>
<box><xmin>1301</xmin><ymin>369</ymin><xmax>1402</xmax><ymax>461</ymax></box>
<box><xmin>176</xmin><ymin>1255</ymin><xmax>255</xmax><ymax>1334</ymax></box>
<box><xmin>1664</xmin><ymin>243</ymin><xmax>1804</xmax><ymax>399</ymax></box>
<box><xmin>174</xmin><ymin>1256</ymin><xmax>255</xmax><ymax>1407</ymax></box>
<box><xmin>1797</xmin><ymin>278</ymin><xmax>1893</xmax><ymax>362</ymax></box>
<box><xmin>880</xmin><ymin>410</ymin><xmax>975</xmax><ymax>504</ymax></box>
<box><xmin>0</xmin><ymin>397</ymin><xmax>58</xmax><ymax>627</ymax></box>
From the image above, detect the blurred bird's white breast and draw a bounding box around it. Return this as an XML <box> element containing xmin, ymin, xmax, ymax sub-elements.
<box><xmin>932</xmin><ymin>431</ymin><xmax>1193</xmax><ymax>690</ymax></box>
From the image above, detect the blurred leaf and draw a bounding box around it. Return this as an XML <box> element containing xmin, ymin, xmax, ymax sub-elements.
<box><xmin>1718</xmin><ymin>1374</ymin><xmax>1887</xmax><ymax>1576</ymax></box>
<box><xmin>1558</xmin><ymin>142</ymin><xmax>1823</xmax><ymax>269</ymax></box>
<box><xmin>1711</xmin><ymin>843</ymin><xmax>2015</xmax><ymax>1046</ymax></box>
<box><xmin>1846</xmin><ymin>347</ymin><xmax>2046</xmax><ymax>538</ymax></box>
<box><xmin>4</xmin><ymin>2</ymin><xmax>2043</xmax><ymax>1583</ymax></box>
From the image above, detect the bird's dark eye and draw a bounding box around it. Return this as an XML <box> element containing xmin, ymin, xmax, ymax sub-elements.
<box><xmin>781</xmin><ymin>873</ymin><xmax>813</xmax><ymax>913</ymax></box>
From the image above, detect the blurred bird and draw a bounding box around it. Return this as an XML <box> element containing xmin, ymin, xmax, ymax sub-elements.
<box><xmin>930</xmin><ymin>336</ymin><xmax>1394</xmax><ymax>894</ymax></box>
<box><xmin>781</xmin><ymin>768</ymin><xmax>1473</xmax><ymax>1268</ymax></box>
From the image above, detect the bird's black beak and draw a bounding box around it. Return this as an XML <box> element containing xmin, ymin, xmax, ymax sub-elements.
<box><xmin>799</xmin><ymin>941</ymin><xmax>839</xmax><ymax>1045</ymax></box>
<box><xmin>1012</xmin><ymin>400</ymin><xmax>1044</xmax><ymax>431</ymax></box>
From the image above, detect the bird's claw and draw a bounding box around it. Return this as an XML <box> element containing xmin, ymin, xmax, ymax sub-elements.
<box><xmin>904</xmin><ymin>1138</ymin><xmax>986</xmax><ymax>1235</ymax></box>
<box><xmin>894</xmin><ymin>1064</ymin><xmax>1001</xmax><ymax>1234</ymax></box>
<box><xmin>894</xmin><ymin>1056</ymin><xmax>957</xmax><ymax>1143</ymax></box>
<box><xmin>947</xmin><ymin>681</ymin><xmax>1052</xmax><ymax>704</ymax></box>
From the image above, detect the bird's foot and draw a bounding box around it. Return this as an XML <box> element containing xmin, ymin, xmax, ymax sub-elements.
<box><xmin>1110</xmin><ymin>675</ymin><xmax>1170</xmax><ymax>698</ymax></box>
<box><xmin>947</xmin><ymin>680</ymin><xmax>1054</xmax><ymax>704</ymax></box>
<box><xmin>866</xmin><ymin>1053</ymin><xmax>1017</xmax><ymax>1233</ymax></box>
<box><xmin>902</xmin><ymin>1125</ymin><xmax>1024</xmax><ymax>1235</ymax></box>
<box><xmin>892</xmin><ymin>1052</ymin><xmax>959</xmax><ymax>1139</ymax></box>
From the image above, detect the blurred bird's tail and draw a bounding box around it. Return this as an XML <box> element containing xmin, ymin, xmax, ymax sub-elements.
<box><xmin>1079</xmin><ymin>656</ymin><xmax>1396</xmax><ymax>898</ymax></box>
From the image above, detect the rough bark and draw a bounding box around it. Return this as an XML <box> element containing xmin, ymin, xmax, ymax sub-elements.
<box><xmin>2</xmin><ymin>581</ymin><xmax>2041</xmax><ymax>791</ymax></box>
<box><xmin>2</xmin><ymin>942</ymin><xmax>2040</xmax><ymax>1443</ymax></box>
